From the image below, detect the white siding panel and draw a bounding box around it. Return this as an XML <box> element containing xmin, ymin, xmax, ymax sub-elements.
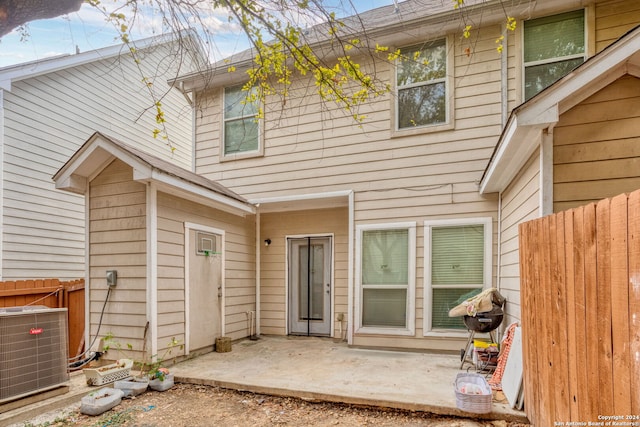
<box><xmin>1</xmin><ymin>40</ymin><xmax>193</xmax><ymax>280</ymax></box>
<box><xmin>499</xmin><ymin>149</ymin><xmax>541</xmax><ymax>327</ymax></box>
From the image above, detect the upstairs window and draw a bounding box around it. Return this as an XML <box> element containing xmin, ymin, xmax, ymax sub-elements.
<box><xmin>223</xmin><ymin>85</ymin><xmax>260</xmax><ymax>156</ymax></box>
<box><xmin>396</xmin><ymin>38</ymin><xmax>447</xmax><ymax>129</ymax></box>
<box><xmin>523</xmin><ymin>10</ymin><xmax>585</xmax><ymax>101</ymax></box>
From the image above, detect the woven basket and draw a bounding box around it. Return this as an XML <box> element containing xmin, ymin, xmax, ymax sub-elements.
<box><xmin>454</xmin><ymin>372</ymin><xmax>492</xmax><ymax>414</ymax></box>
<box><xmin>83</xmin><ymin>359</ymin><xmax>133</xmax><ymax>386</ymax></box>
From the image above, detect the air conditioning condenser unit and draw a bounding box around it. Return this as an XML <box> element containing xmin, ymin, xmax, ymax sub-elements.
<box><xmin>0</xmin><ymin>306</ymin><xmax>69</xmax><ymax>405</ymax></box>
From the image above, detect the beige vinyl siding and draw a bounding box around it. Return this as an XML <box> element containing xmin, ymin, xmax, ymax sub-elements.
<box><xmin>195</xmin><ymin>25</ymin><xmax>503</xmax><ymax>199</ymax></box>
<box><xmin>89</xmin><ymin>159</ymin><xmax>148</xmax><ymax>360</ymax></box>
<box><xmin>156</xmin><ymin>193</ymin><xmax>256</xmax><ymax>343</ymax></box>
<box><xmin>260</xmin><ymin>207</ymin><xmax>348</xmax><ymax>337</ymax></box>
<box><xmin>595</xmin><ymin>0</ymin><xmax>640</xmax><ymax>52</ymax></box>
<box><xmin>1</xmin><ymin>41</ymin><xmax>192</xmax><ymax>280</ymax></box>
<box><xmin>195</xmin><ymin>26</ymin><xmax>502</xmax><ymax>350</ymax></box>
<box><xmin>499</xmin><ymin>150</ymin><xmax>541</xmax><ymax>326</ymax></box>
<box><xmin>553</xmin><ymin>75</ymin><xmax>640</xmax><ymax>211</ymax></box>
<box><xmin>194</xmin><ymin>26</ymin><xmax>503</xmax><ymax>205</ymax></box>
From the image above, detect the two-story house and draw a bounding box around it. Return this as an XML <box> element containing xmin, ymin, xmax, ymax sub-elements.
<box><xmin>0</xmin><ymin>33</ymin><xmax>197</xmax><ymax>281</ymax></box>
<box><xmin>55</xmin><ymin>0</ymin><xmax>640</xmax><ymax>359</ymax></box>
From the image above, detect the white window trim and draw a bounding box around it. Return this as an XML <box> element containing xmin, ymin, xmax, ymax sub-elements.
<box><xmin>521</xmin><ymin>8</ymin><xmax>588</xmax><ymax>102</ymax></box>
<box><xmin>355</xmin><ymin>222</ymin><xmax>416</xmax><ymax>336</ymax></box>
<box><xmin>423</xmin><ymin>217</ymin><xmax>492</xmax><ymax>337</ymax></box>
<box><xmin>220</xmin><ymin>85</ymin><xmax>264</xmax><ymax>161</ymax></box>
<box><xmin>391</xmin><ymin>34</ymin><xmax>454</xmax><ymax>137</ymax></box>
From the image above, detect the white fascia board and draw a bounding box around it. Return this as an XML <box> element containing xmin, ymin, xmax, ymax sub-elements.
<box><xmin>481</xmin><ymin>31</ymin><xmax>640</xmax><ymax>194</ymax></box>
<box><xmin>0</xmin><ymin>79</ymin><xmax>11</xmax><ymax>91</ymax></box>
<box><xmin>56</xmin><ymin>140</ymin><xmax>161</xmax><ymax>198</ymax></box>
<box><xmin>518</xmin><ymin>104</ymin><xmax>559</xmax><ymax>127</ymax></box>
<box><xmin>54</xmin><ymin>174</ymin><xmax>87</xmax><ymax>194</ymax></box>
<box><xmin>480</xmin><ymin>117</ymin><xmax>544</xmax><ymax>194</ymax></box>
<box><xmin>480</xmin><ymin>117</ymin><xmax>518</xmax><ymax>194</ymax></box>
<box><xmin>0</xmin><ymin>33</ymin><xmax>180</xmax><ymax>91</ymax></box>
<box><xmin>55</xmin><ymin>137</ymin><xmax>150</xmax><ymax>192</ymax></box>
<box><xmin>148</xmin><ymin>169</ymin><xmax>255</xmax><ymax>216</ymax></box>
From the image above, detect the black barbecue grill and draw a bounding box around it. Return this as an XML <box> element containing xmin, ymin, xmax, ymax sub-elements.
<box><xmin>462</xmin><ymin>303</ymin><xmax>504</xmax><ymax>333</ymax></box>
<box><xmin>459</xmin><ymin>302</ymin><xmax>504</xmax><ymax>370</ymax></box>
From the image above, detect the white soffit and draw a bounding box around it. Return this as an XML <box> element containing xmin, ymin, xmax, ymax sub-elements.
<box><xmin>250</xmin><ymin>191</ymin><xmax>351</xmax><ymax>213</ymax></box>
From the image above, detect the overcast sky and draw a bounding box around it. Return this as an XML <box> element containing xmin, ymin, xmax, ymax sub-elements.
<box><xmin>0</xmin><ymin>0</ymin><xmax>395</xmax><ymax>68</ymax></box>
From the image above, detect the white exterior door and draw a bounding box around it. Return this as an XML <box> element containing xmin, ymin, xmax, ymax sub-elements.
<box><xmin>188</xmin><ymin>228</ymin><xmax>222</xmax><ymax>352</ymax></box>
<box><xmin>288</xmin><ymin>237</ymin><xmax>332</xmax><ymax>336</ymax></box>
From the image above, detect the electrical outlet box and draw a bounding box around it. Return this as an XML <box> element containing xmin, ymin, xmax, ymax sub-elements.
<box><xmin>106</xmin><ymin>270</ymin><xmax>117</xmax><ymax>288</ymax></box>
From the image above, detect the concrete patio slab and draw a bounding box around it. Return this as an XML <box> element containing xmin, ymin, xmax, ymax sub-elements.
<box><xmin>172</xmin><ymin>335</ymin><xmax>528</xmax><ymax>423</ymax></box>
<box><xmin>0</xmin><ymin>335</ymin><xmax>529</xmax><ymax>426</ymax></box>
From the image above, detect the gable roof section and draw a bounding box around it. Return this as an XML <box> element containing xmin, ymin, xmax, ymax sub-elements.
<box><xmin>173</xmin><ymin>0</ymin><xmax>522</xmax><ymax>92</ymax></box>
<box><xmin>480</xmin><ymin>24</ymin><xmax>640</xmax><ymax>194</ymax></box>
<box><xmin>0</xmin><ymin>31</ymin><xmax>200</xmax><ymax>91</ymax></box>
<box><xmin>53</xmin><ymin>132</ymin><xmax>255</xmax><ymax>216</ymax></box>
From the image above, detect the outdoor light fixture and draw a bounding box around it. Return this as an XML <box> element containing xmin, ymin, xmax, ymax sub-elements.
<box><xmin>264</xmin><ymin>239</ymin><xmax>271</xmax><ymax>246</ymax></box>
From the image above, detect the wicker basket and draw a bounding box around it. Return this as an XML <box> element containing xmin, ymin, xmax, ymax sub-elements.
<box><xmin>83</xmin><ymin>359</ymin><xmax>133</xmax><ymax>386</ymax></box>
<box><xmin>454</xmin><ymin>372</ymin><xmax>492</xmax><ymax>414</ymax></box>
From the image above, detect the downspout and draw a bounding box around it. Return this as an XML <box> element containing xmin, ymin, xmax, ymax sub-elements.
<box><xmin>540</xmin><ymin>126</ymin><xmax>555</xmax><ymax>217</ymax></box>
<box><xmin>84</xmin><ymin>168</ymin><xmax>90</xmax><ymax>351</ymax></box>
<box><xmin>496</xmin><ymin>191</ymin><xmax>502</xmax><ymax>294</ymax></box>
<box><xmin>146</xmin><ymin>182</ymin><xmax>159</xmax><ymax>360</ymax></box>
<box><xmin>0</xmin><ymin>90</ymin><xmax>4</xmax><ymax>279</ymax></box>
<box><xmin>190</xmin><ymin>89</ymin><xmax>196</xmax><ymax>174</ymax></box>
<box><xmin>255</xmin><ymin>208</ymin><xmax>261</xmax><ymax>336</ymax></box>
<box><xmin>501</xmin><ymin>23</ymin><xmax>509</xmax><ymax>128</ymax></box>
<box><xmin>496</xmin><ymin>21</ymin><xmax>508</xmax><ymax>286</ymax></box>
<box><xmin>306</xmin><ymin>237</ymin><xmax>311</xmax><ymax>336</ymax></box>
<box><xmin>497</xmin><ymin>24</ymin><xmax>507</xmax><ymax>340</ymax></box>
<box><xmin>347</xmin><ymin>191</ymin><xmax>354</xmax><ymax>345</ymax></box>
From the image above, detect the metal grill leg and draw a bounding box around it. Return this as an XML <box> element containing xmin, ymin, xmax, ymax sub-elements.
<box><xmin>459</xmin><ymin>330</ymin><xmax>476</xmax><ymax>369</ymax></box>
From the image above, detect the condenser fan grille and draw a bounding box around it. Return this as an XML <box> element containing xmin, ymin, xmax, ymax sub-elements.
<box><xmin>0</xmin><ymin>306</ymin><xmax>69</xmax><ymax>403</ymax></box>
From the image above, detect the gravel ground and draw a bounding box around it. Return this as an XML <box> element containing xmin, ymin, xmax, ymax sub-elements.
<box><xmin>14</xmin><ymin>383</ymin><xmax>530</xmax><ymax>427</ymax></box>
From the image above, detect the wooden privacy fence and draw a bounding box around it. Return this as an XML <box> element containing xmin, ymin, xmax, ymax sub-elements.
<box><xmin>519</xmin><ymin>191</ymin><xmax>639</xmax><ymax>426</ymax></box>
<box><xmin>0</xmin><ymin>278</ymin><xmax>85</xmax><ymax>359</ymax></box>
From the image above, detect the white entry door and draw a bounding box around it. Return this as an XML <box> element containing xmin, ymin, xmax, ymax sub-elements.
<box><xmin>288</xmin><ymin>237</ymin><xmax>332</xmax><ymax>336</ymax></box>
<box><xmin>188</xmin><ymin>228</ymin><xmax>222</xmax><ymax>352</ymax></box>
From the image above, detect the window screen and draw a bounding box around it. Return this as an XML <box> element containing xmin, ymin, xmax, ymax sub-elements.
<box><xmin>361</xmin><ymin>228</ymin><xmax>409</xmax><ymax>328</ymax></box>
<box><xmin>223</xmin><ymin>85</ymin><xmax>259</xmax><ymax>155</ymax></box>
<box><xmin>524</xmin><ymin>10</ymin><xmax>585</xmax><ymax>100</ymax></box>
<box><xmin>430</xmin><ymin>224</ymin><xmax>485</xmax><ymax>330</ymax></box>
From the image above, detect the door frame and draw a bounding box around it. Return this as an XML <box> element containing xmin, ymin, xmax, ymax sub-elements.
<box><xmin>285</xmin><ymin>233</ymin><xmax>334</xmax><ymax>336</ymax></box>
<box><xmin>184</xmin><ymin>222</ymin><xmax>225</xmax><ymax>356</ymax></box>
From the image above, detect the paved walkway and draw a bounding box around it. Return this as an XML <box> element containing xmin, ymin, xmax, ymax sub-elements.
<box><xmin>0</xmin><ymin>335</ymin><xmax>529</xmax><ymax>426</ymax></box>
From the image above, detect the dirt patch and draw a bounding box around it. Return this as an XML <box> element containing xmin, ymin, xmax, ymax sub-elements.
<box><xmin>18</xmin><ymin>384</ymin><xmax>530</xmax><ymax>427</ymax></box>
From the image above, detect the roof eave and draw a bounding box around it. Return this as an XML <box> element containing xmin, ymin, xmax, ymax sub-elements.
<box><xmin>480</xmin><ymin>25</ymin><xmax>640</xmax><ymax>194</ymax></box>
<box><xmin>172</xmin><ymin>0</ymin><xmax>512</xmax><ymax>92</ymax></box>
<box><xmin>53</xmin><ymin>132</ymin><xmax>255</xmax><ymax>217</ymax></box>
<box><xmin>0</xmin><ymin>32</ymin><xmax>191</xmax><ymax>92</ymax></box>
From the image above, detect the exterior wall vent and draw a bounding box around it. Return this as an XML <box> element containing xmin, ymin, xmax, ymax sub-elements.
<box><xmin>0</xmin><ymin>306</ymin><xmax>69</xmax><ymax>404</ymax></box>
